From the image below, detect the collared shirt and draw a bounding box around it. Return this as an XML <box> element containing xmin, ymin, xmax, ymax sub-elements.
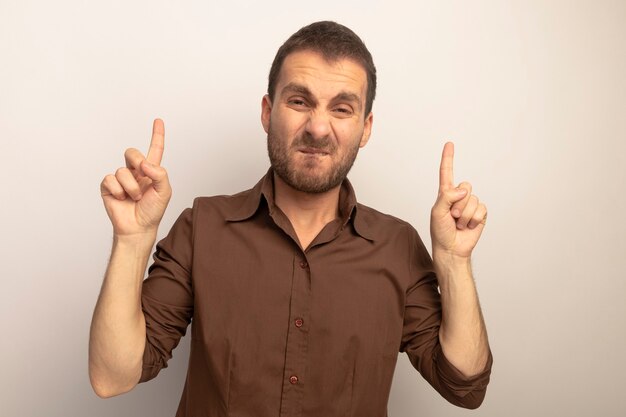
<box><xmin>139</xmin><ymin>169</ymin><xmax>492</xmax><ymax>417</ymax></box>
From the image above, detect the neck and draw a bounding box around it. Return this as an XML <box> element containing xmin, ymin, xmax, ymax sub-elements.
<box><xmin>273</xmin><ymin>173</ymin><xmax>341</xmax><ymax>247</ymax></box>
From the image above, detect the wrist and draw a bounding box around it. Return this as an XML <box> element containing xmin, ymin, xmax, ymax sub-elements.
<box><xmin>432</xmin><ymin>250</ymin><xmax>473</xmax><ymax>286</ymax></box>
<box><xmin>113</xmin><ymin>231</ymin><xmax>157</xmax><ymax>251</ymax></box>
<box><xmin>432</xmin><ymin>248</ymin><xmax>471</xmax><ymax>267</ymax></box>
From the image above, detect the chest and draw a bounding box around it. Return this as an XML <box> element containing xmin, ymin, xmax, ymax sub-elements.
<box><xmin>188</xmin><ymin>220</ymin><xmax>412</xmax><ymax>350</ymax></box>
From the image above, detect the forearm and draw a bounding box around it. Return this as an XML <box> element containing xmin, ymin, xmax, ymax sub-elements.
<box><xmin>89</xmin><ymin>233</ymin><xmax>155</xmax><ymax>397</ymax></box>
<box><xmin>434</xmin><ymin>251</ymin><xmax>490</xmax><ymax>378</ymax></box>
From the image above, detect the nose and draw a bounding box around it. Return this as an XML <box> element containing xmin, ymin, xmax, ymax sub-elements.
<box><xmin>305</xmin><ymin>111</ymin><xmax>332</xmax><ymax>140</ymax></box>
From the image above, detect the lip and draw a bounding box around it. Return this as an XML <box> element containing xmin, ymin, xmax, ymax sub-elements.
<box><xmin>297</xmin><ymin>147</ymin><xmax>330</xmax><ymax>155</ymax></box>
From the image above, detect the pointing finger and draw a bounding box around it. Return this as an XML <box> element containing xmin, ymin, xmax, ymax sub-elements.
<box><xmin>147</xmin><ymin>118</ymin><xmax>165</xmax><ymax>165</ymax></box>
<box><xmin>439</xmin><ymin>142</ymin><xmax>454</xmax><ymax>191</ymax></box>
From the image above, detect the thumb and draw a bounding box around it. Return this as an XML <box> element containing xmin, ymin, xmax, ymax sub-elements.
<box><xmin>141</xmin><ymin>160</ymin><xmax>171</xmax><ymax>196</ymax></box>
<box><xmin>433</xmin><ymin>187</ymin><xmax>467</xmax><ymax>214</ymax></box>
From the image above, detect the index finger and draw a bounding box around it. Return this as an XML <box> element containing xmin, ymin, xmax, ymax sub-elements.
<box><xmin>146</xmin><ymin>118</ymin><xmax>165</xmax><ymax>165</ymax></box>
<box><xmin>439</xmin><ymin>141</ymin><xmax>454</xmax><ymax>190</ymax></box>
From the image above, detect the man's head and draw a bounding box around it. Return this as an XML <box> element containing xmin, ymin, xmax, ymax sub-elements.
<box><xmin>268</xmin><ymin>21</ymin><xmax>377</xmax><ymax>116</ymax></box>
<box><xmin>262</xmin><ymin>22</ymin><xmax>376</xmax><ymax>194</ymax></box>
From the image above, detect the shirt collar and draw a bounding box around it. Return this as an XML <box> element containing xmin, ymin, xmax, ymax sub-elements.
<box><xmin>225</xmin><ymin>167</ymin><xmax>374</xmax><ymax>241</ymax></box>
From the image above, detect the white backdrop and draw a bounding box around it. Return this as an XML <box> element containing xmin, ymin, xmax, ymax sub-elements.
<box><xmin>1</xmin><ymin>1</ymin><xmax>625</xmax><ymax>416</ymax></box>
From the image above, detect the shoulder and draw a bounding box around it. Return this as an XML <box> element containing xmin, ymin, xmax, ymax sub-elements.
<box><xmin>354</xmin><ymin>202</ymin><xmax>420</xmax><ymax>242</ymax></box>
<box><xmin>191</xmin><ymin>187</ymin><xmax>254</xmax><ymax>214</ymax></box>
<box><xmin>354</xmin><ymin>203</ymin><xmax>433</xmax><ymax>274</ymax></box>
<box><xmin>179</xmin><ymin>182</ymin><xmax>263</xmax><ymax>227</ymax></box>
<box><xmin>355</xmin><ymin>202</ymin><xmax>417</xmax><ymax>232</ymax></box>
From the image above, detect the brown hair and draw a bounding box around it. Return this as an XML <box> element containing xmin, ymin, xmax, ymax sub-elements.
<box><xmin>268</xmin><ymin>21</ymin><xmax>377</xmax><ymax>115</ymax></box>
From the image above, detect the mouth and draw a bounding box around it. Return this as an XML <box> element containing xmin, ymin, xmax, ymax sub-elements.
<box><xmin>298</xmin><ymin>147</ymin><xmax>330</xmax><ymax>156</ymax></box>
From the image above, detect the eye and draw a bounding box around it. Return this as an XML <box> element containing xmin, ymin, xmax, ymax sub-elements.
<box><xmin>287</xmin><ymin>98</ymin><xmax>308</xmax><ymax>108</ymax></box>
<box><xmin>333</xmin><ymin>106</ymin><xmax>354</xmax><ymax>117</ymax></box>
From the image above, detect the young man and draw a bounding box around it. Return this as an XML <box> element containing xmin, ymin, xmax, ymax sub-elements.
<box><xmin>90</xmin><ymin>21</ymin><xmax>492</xmax><ymax>416</ymax></box>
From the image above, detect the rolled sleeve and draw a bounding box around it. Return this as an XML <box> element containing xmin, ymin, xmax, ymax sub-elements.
<box><xmin>400</xmin><ymin>227</ymin><xmax>492</xmax><ymax>409</ymax></box>
<box><xmin>139</xmin><ymin>206</ymin><xmax>195</xmax><ymax>383</ymax></box>
<box><xmin>431</xmin><ymin>345</ymin><xmax>493</xmax><ymax>408</ymax></box>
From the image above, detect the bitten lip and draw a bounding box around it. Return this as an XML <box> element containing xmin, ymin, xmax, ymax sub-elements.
<box><xmin>298</xmin><ymin>147</ymin><xmax>330</xmax><ymax>155</ymax></box>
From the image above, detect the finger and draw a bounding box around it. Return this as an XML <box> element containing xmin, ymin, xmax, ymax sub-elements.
<box><xmin>124</xmin><ymin>148</ymin><xmax>147</xmax><ymax>174</ymax></box>
<box><xmin>432</xmin><ymin>186</ymin><xmax>468</xmax><ymax>215</ymax></box>
<box><xmin>439</xmin><ymin>141</ymin><xmax>455</xmax><ymax>191</ymax></box>
<box><xmin>468</xmin><ymin>203</ymin><xmax>488</xmax><ymax>229</ymax></box>
<box><xmin>450</xmin><ymin>182</ymin><xmax>472</xmax><ymax>218</ymax></box>
<box><xmin>140</xmin><ymin>160</ymin><xmax>171</xmax><ymax>196</ymax></box>
<box><xmin>146</xmin><ymin>118</ymin><xmax>165</xmax><ymax>166</ymax></box>
<box><xmin>137</xmin><ymin>176</ymin><xmax>153</xmax><ymax>193</ymax></box>
<box><xmin>456</xmin><ymin>194</ymin><xmax>479</xmax><ymax>230</ymax></box>
<box><xmin>101</xmin><ymin>174</ymin><xmax>127</xmax><ymax>200</ymax></box>
<box><xmin>115</xmin><ymin>167</ymin><xmax>143</xmax><ymax>201</ymax></box>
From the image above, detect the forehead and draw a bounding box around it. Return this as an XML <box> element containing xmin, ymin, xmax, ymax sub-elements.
<box><xmin>276</xmin><ymin>50</ymin><xmax>367</xmax><ymax>98</ymax></box>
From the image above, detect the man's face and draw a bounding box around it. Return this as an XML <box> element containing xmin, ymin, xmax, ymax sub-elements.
<box><xmin>261</xmin><ymin>50</ymin><xmax>373</xmax><ymax>194</ymax></box>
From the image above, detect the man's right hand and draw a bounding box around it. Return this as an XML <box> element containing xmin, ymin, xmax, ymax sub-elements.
<box><xmin>91</xmin><ymin>119</ymin><xmax>170</xmax><ymax>398</ymax></box>
<box><xmin>100</xmin><ymin>119</ymin><xmax>172</xmax><ymax>237</ymax></box>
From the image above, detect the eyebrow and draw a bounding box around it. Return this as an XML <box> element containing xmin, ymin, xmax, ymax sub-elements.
<box><xmin>280</xmin><ymin>82</ymin><xmax>363</xmax><ymax>111</ymax></box>
<box><xmin>281</xmin><ymin>82</ymin><xmax>312</xmax><ymax>98</ymax></box>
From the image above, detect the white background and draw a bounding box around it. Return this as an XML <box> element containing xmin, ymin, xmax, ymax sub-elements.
<box><xmin>1</xmin><ymin>1</ymin><xmax>625</xmax><ymax>416</ymax></box>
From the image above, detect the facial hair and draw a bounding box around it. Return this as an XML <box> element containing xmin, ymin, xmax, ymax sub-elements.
<box><xmin>267</xmin><ymin>127</ymin><xmax>361</xmax><ymax>194</ymax></box>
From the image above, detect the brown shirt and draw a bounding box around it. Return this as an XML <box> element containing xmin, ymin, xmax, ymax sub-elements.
<box><xmin>139</xmin><ymin>169</ymin><xmax>492</xmax><ymax>417</ymax></box>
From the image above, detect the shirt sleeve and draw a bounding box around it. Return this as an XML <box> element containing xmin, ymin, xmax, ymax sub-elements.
<box><xmin>399</xmin><ymin>226</ymin><xmax>492</xmax><ymax>409</ymax></box>
<box><xmin>138</xmin><ymin>206</ymin><xmax>195</xmax><ymax>383</ymax></box>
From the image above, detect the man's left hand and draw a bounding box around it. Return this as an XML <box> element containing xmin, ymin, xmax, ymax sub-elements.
<box><xmin>430</xmin><ymin>142</ymin><xmax>487</xmax><ymax>259</ymax></box>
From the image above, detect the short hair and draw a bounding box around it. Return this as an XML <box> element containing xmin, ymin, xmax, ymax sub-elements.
<box><xmin>268</xmin><ymin>21</ymin><xmax>377</xmax><ymax>116</ymax></box>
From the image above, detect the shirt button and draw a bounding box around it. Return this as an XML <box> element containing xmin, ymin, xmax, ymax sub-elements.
<box><xmin>294</xmin><ymin>318</ymin><xmax>304</xmax><ymax>328</ymax></box>
<box><xmin>289</xmin><ymin>375</ymin><xmax>298</xmax><ymax>384</ymax></box>
<box><xmin>299</xmin><ymin>261</ymin><xmax>308</xmax><ymax>269</ymax></box>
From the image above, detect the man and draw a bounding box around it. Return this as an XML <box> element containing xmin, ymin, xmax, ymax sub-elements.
<box><xmin>90</xmin><ymin>21</ymin><xmax>492</xmax><ymax>416</ymax></box>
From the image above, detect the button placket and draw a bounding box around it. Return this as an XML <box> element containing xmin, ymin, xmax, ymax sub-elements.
<box><xmin>279</xmin><ymin>252</ymin><xmax>311</xmax><ymax>416</ymax></box>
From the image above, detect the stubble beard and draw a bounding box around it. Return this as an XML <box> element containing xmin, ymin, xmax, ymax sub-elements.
<box><xmin>267</xmin><ymin>128</ymin><xmax>361</xmax><ymax>194</ymax></box>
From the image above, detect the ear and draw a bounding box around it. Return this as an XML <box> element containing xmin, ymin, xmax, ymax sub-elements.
<box><xmin>261</xmin><ymin>94</ymin><xmax>272</xmax><ymax>134</ymax></box>
<box><xmin>359</xmin><ymin>112</ymin><xmax>373</xmax><ymax>148</ymax></box>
